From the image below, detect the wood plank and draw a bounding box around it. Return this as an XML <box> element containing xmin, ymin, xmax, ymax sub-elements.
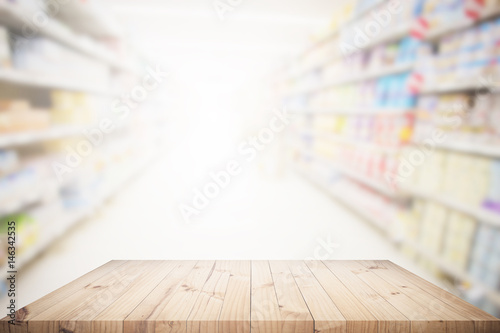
<box><xmin>218</xmin><ymin>260</ymin><xmax>251</xmax><ymax>333</ymax></box>
<box><xmin>251</xmin><ymin>260</ymin><xmax>283</xmax><ymax>333</ymax></box>
<box><xmin>366</xmin><ymin>260</ymin><xmax>500</xmax><ymax>333</ymax></box>
<box><xmin>0</xmin><ymin>260</ymin><xmax>126</xmax><ymax>333</ymax></box>
<box><xmin>287</xmin><ymin>261</ymin><xmax>346</xmax><ymax>333</ymax></box>
<box><xmin>305</xmin><ymin>260</ymin><xmax>378</xmax><ymax>332</ymax></box>
<box><xmin>28</xmin><ymin>260</ymin><xmax>156</xmax><ymax>333</ymax></box>
<box><xmin>356</xmin><ymin>260</ymin><xmax>474</xmax><ymax>333</ymax></box>
<box><xmin>186</xmin><ymin>260</ymin><xmax>232</xmax><ymax>333</ymax></box>
<box><xmin>335</xmin><ymin>260</ymin><xmax>446</xmax><ymax>333</ymax></box>
<box><xmin>3</xmin><ymin>260</ymin><xmax>497</xmax><ymax>332</ymax></box>
<box><xmin>123</xmin><ymin>260</ymin><xmax>198</xmax><ymax>333</ymax></box>
<box><xmin>322</xmin><ymin>260</ymin><xmax>410</xmax><ymax>333</ymax></box>
<box><xmin>154</xmin><ymin>260</ymin><xmax>216</xmax><ymax>333</ymax></box>
<box><xmin>268</xmin><ymin>261</ymin><xmax>314</xmax><ymax>332</ymax></box>
<box><xmin>91</xmin><ymin>260</ymin><xmax>178</xmax><ymax>333</ymax></box>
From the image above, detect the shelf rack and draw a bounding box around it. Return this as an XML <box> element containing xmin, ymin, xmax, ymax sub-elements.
<box><xmin>0</xmin><ymin>2</ymin><xmax>137</xmax><ymax>75</ymax></box>
<box><xmin>0</xmin><ymin>69</ymin><xmax>117</xmax><ymax>96</ymax></box>
<box><xmin>284</xmin><ymin>1</ymin><xmax>500</xmax><ymax>314</ymax></box>
<box><xmin>0</xmin><ymin>125</ymin><xmax>88</xmax><ymax>148</ymax></box>
<box><xmin>401</xmin><ymin>186</ymin><xmax>500</xmax><ymax>228</ymax></box>
<box><xmin>0</xmin><ymin>0</ymin><xmax>150</xmax><ymax>282</ymax></box>
<box><xmin>0</xmin><ymin>149</ymin><xmax>154</xmax><ymax>275</ymax></box>
<box><xmin>296</xmin><ymin>165</ymin><xmax>500</xmax><ymax>308</ymax></box>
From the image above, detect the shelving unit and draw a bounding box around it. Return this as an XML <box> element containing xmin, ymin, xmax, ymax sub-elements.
<box><xmin>290</xmin><ymin>107</ymin><xmax>412</xmax><ymax>115</ymax></box>
<box><xmin>289</xmin><ymin>63</ymin><xmax>413</xmax><ymax>97</ymax></box>
<box><xmin>0</xmin><ymin>125</ymin><xmax>88</xmax><ymax>148</ymax></box>
<box><xmin>313</xmin><ymin>154</ymin><xmax>400</xmax><ymax>199</ymax></box>
<box><xmin>296</xmin><ymin>166</ymin><xmax>393</xmax><ymax>232</ymax></box>
<box><xmin>401</xmin><ymin>186</ymin><xmax>500</xmax><ymax>228</ymax></box>
<box><xmin>281</xmin><ymin>0</ymin><xmax>500</xmax><ymax>316</ymax></box>
<box><xmin>0</xmin><ymin>150</ymin><xmax>154</xmax><ymax>276</ymax></box>
<box><xmin>304</xmin><ymin>130</ymin><xmax>401</xmax><ymax>154</ymax></box>
<box><xmin>0</xmin><ymin>2</ymin><xmax>136</xmax><ymax>74</ymax></box>
<box><xmin>297</xmin><ymin>166</ymin><xmax>500</xmax><ymax>308</ymax></box>
<box><xmin>411</xmin><ymin>141</ymin><xmax>500</xmax><ymax>159</ymax></box>
<box><xmin>0</xmin><ymin>69</ymin><xmax>116</xmax><ymax>96</ymax></box>
<box><xmin>423</xmin><ymin>6</ymin><xmax>500</xmax><ymax>42</ymax></box>
<box><xmin>0</xmin><ymin>0</ymin><xmax>165</xmax><ymax>297</ymax></box>
<box><xmin>420</xmin><ymin>81</ymin><xmax>498</xmax><ymax>94</ymax></box>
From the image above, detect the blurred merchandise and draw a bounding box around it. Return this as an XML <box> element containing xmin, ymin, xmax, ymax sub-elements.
<box><xmin>281</xmin><ymin>0</ymin><xmax>500</xmax><ymax>317</ymax></box>
<box><xmin>0</xmin><ymin>99</ymin><xmax>50</xmax><ymax>132</ymax></box>
<box><xmin>0</xmin><ymin>26</ymin><xmax>11</xmax><ymax>68</ymax></box>
<box><xmin>11</xmin><ymin>36</ymin><xmax>109</xmax><ymax>84</ymax></box>
<box><xmin>0</xmin><ymin>0</ymin><xmax>168</xmax><ymax>302</ymax></box>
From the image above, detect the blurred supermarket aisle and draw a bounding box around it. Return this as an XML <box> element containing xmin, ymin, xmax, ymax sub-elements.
<box><xmin>2</xmin><ymin>0</ymin><xmax>500</xmax><ymax>321</ymax></box>
<box><xmin>16</xmin><ymin>153</ymin><xmax>442</xmax><ymax>308</ymax></box>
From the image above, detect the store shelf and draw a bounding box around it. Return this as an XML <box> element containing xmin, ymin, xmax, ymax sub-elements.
<box><xmin>292</xmin><ymin>0</ymin><xmax>387</xmax><ymax>71</ymax></box>
<box><xmin>424</xmin><ymin>6</ymin><xmax>500</xmax><ymax>42</ymax></box>
<box><xmin>402</xmin><ymin>186</ymin><xmax>500</xmax><ymax>227</ymax></box>
<box><xmin>298</xmin><ymin>165</ymin><xmax>500</xmax><ymax>308</ymax></box>
<box><xmin>290</xmin><ymin>63</ymin><xmax>414</xmax><ymax>96</ymax></box>
<box><xmin>0</xmin><ymin>150</ymin><xmax>154</xmax><ymax>275</ymax></box>
<box><xmin>0</xmin><ymin>182</ymin><xmax>52</xmax><ymax>217</ymax></box>
<box><xmin>362</xmin><ymin>22</ymin><xmax>411</xmax><ymax>51</ymax></box>
<box><xmin>420</xmin><ymin>81</ymin><xmax>497</xmax><ymax>94</ymax></box>
<box><xmin>296</xmin><ymin>166</ymin><xmax>390</xmax><ymax>231</ymax></box>
<box><xmin>299</xmin><ymin>165</ymin><xmax>500</xmax><ymax>308</ymax></box>
<box><xmin>0</xmin><ymin>126</ymin><xmax>89</xmax><ymax>148</ymax></box>
<box><xmin>0</xmin><ymin>2</ymin><xmax>134</xmax><ymax>74</ymax></box>
<box><xmin>403</xmin><ymin>238</ymin><xmax>500</xmax><ymax>308</ymax></box>
<box><xmin>0</xmin><ymin>70</ymin><xmax>115</xmax><ymax>96</ymax></box>
<box><xmin>328</xmin><ymin>63</ymin><xmax>413</xmax><ymax>87</ymax></box>
<box><xmin>303</xmin><ymin>130</ymin><xmax>402</xmax><ymax>154</ymax></box>
<box><xmin>289</xmin><ymin>107</ymin><xmax>413</xmax><ymax>115</ymax></box>
<box><xmin>412</xmin><ymin>140</ymin><xmax>500</xmax><ymax>158</ymax></box>
<box><xmin>312</xmin><ymin>153</ymin><xmax>401</xmax><ymax>199</ymax></box>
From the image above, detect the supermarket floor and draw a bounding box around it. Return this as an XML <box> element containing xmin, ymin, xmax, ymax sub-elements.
<box><xmin>17</xmin><ymin>152</ymin><xmax>443</xmax><ymax>308</ymax></box>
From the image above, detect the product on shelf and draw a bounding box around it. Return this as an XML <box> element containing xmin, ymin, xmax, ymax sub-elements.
<box><xmin>417</xmin><ymin>16</ymin><xmax>500</xmax><ymax>87</ymax></box>
<box><xmin>50</xmin><ymin>90</ymin><xmax>97</xmax><ymax>125</ymax></box>
<box><xmin>414</xmin><ymin>93</ymin><xmax>500</xmax><ymax>146</ymax></box>
<box><xmin>283</xmin><ymin>0</ymin><xmax>500</xmax><ymax>317</ymax></box>
<box><xmin>0</xmin><ymin>149</ymin><xmax>18</xmax><ymax>176</ymax></box>
<box><xmin>0</xmin><ymin>99</ymin><xmax>51</xmax><ymax>132</ymax></box>
<box><xmin>0</xmin><ymin>26</ymin><xmax>11</xmax><ymax>68</ymax></box>
<box><xmin>485</xmin><ymin>160</ymin><xmax>500</xmax><ymax>214</ymax></box>
<box><xmin>0</xmin><ymin>212</ymin><xmax>39</xmax><ymax>257</ymax></box>
<box><xmin>469</xmin><ymin>224</ymin><xmax>500</xmax><ymax>292</ymax></box>
<box><xmin>306</xmin><ymin>73</ymin><xmax>416</xmax><ymax>110</ymax></box>
<box><xmin>419</xmin><ymin>201</ymin><xmax>448</xmax><ymax>254</ymax></box>
<box><xmin>420</xmin><ymin>0</ymin><xmax>469</xmax><ymax>30</ymax></box>
<box><xmin>404</xmin><ymin>148</ymin><xmax>499</xmax><ymax>212</ymax></box>
<box><xmin>10</xmin><ymin>36</ymin><xmax>110</xmax><ymax>88</ymax></box>
<box><xmin>442</xmin><ymin>211</ymin><xmax>476</xmax><ymax>270</ymax></box>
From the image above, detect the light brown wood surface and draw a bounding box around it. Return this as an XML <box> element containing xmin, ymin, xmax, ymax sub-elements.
<box><xmin>1</xmin><ymin>260</ymin><xmax>499</xmax><ymax>332</ymax></box>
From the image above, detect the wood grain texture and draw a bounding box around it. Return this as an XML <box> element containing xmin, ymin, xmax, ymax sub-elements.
<box><xmin>356</xmin><ymin>260</ymin><xmax>473</xmax><ymax>333</ymax></box>
<box><xmin>218</xmin><ymin>260</ymin><xmax>251</xmax><ymax>333</ymax></box>
<box><xmin>1</xmin><ymin>260</ymin><xmax>126</xmax><ymax>333</ymax></box>
<box><xmin>366</xmin><ymin>260</ymin><xmax>500</xmax><ymax>333</ymax></box>
<box><xmin>305</xmin><ymin>260</ymin><xmax>379</xmax><ymax>332</ymax></box>
<box><xmin>1</xmin><ymin>260</ymin><xmax>498</xmax><ymax>333</ymax></box>
<box><xmin>287</xmin><ymin>261</ymin><xmax>346</xmax><ymax>333</ymax></box>
<box><xmin>268</xmin><ymin>261</ymin><xmax>314</xmax><ymax>332</ymax></box>
<box><xmin>322</xmin><ymin>260</ymin><xmax>409</xmax><ymax>333</ymax></box>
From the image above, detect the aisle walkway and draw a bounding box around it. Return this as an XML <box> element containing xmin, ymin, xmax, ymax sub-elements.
<box><xmin>18</xmin><ymin>155</ymin><xmax>442</xmax><ymax>307</ymax></box>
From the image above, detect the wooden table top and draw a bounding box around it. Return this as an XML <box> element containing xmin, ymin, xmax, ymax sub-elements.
<box><xmin>2</xmin><ymin>260</ymin><xmax>499</xmax><ymax>333</ymax></box>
